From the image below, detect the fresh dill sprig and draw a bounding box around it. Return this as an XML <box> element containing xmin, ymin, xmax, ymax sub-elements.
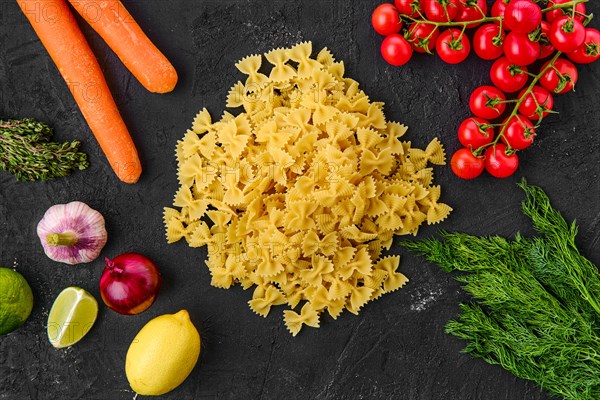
<box><xmin>0</xmin><ymin>118</ymin><xmax>89</xmax><ymax>182</ymax></box>
<box><xmin>402</xmin><ymin>180</ymin><xmax>600</xmax><ymax>400</ymax></box>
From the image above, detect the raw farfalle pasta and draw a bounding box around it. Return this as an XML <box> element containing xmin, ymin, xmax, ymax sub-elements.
<box><xmin>165</xmin><ymin>42</ymin><xmax>452</xmax><ymax>336</ymax></box>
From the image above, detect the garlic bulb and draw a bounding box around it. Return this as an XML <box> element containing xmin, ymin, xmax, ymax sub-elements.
<box><xmin>37</xmin><ymin>201</ymin><xmax>108</xmax><ymax>265</ymax></box>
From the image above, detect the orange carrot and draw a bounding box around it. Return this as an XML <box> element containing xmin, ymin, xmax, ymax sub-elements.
<box><xmin>67</xmin><ymin>0</ymin><xmax>178</xmax><ymax>94</ymax></box>
<box><xmin>16</xmin><ymin>0</ymin><xmax>142</xmax><ymax>184</ymax></box>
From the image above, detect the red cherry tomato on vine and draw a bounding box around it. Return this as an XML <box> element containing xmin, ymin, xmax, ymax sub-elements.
<box><xmin>491</xmin><ymin>0</ymin><xmax>509</xmax><ymax>18</ymax></box>
<box><xmin>549</xmin><ymin>16</ymin><xmax>586</xmax><ymax>53</ymax></box>
<box><xmin>517</xmin><ymin>86</ymin><xmax>553</xmax><ymax>120</ymax></box>
<box><xmin>501</xmin><ymin>115</ymin><xmax>535</xmax><ymax>150</ymax></box>
<box><xmin>567</xmin><ymin>28</ymin><xmax>600</xmax><ymax>64</ymax></box>
<box><xmin>484</xmin><ymin>144</ymin><xmax>519</xmax><ymax>178</ymax></box>
<box><xmin>407</xmin><ymin>22</ymin><xmax>440</xmax><ymax>53</ymax></box>
<box><xmin>490</xmin><ymin>57</ymin><xmax>529</xmax><ymax>93</ymax></box>
<box><xmin>423</xmin><ymin>0</ymin><xmax>460</xmax><ymax>22</ymax></box>
<box><xmin>451</xmin><ymin>148</ymin><xmax>485</xmax><ymax>179</ymax></box>
<box><xmin>381</xmin><ymin>34</ymin><xmax>413</xmax><ymax>66</ymax></box>
<box><xmin>455</xmin><ymin>0</ymin><xmax>488</xmax><ymax>29</ymax></box>
<box><xmin>395</xmin><ymin>0</ymin><xmax>422</xmax><ymax>18</ymax></box>
<box><xmin>539</xmin><ymin>58</ymin><xmax>578</xmax><ymax>94</ymax></box>
<box><xmin>503</xmin><ymin>31</ymin><xmax>540</xmax><ymax>66</ymax></box>
<box><xmin>546</xmin><ymin>0</ymin><xmax>586</xmax><ymax>23</ymax></box>
<box><xmin>469</xmin><ymin>86</ymin><xmax>507</xmax><ymax>120</ymax></box>
<box><xmin>503</xmin><ymin>0</ymin><xmax>542</xmax><ymax>34</ymax></box>
<box><xmin>372</xmin><ymin>4</ymin><xmax>402</xmax><ymax>36</ymax></box>
<box><xmin>473</xmin><ymin>24</ymin><xmax>505</xmax><ymax>60</ymax></box>
<box><xmin>458</xmin><ymin>117</ymin><xmax>495</xmax><ymax>149</ymax></box>
<box><xmin>538</xmin><ymin>21</ymin><xmax>555</xmax><ymax>59</ymax></box>
<box><xmin>436</xmin><ymin>29</ymin><xmax>471</xmax><ymax>64</ymax></box>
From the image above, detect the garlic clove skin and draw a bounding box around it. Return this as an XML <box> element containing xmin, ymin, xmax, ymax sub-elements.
<box><xmin>37</xmin><ymin>201</ymin><xmax>108</xmax><ymax>265</ymax></box>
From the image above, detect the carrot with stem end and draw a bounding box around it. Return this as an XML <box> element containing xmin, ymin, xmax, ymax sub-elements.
<box><xmin>67</xmin><ymin>0</ymin><xmax>178</xmax><ymax>94</ymax></box>
<box><xmin>16</xmin><ymin>0</ymin><xmax>142</xmax><ymax>183</ymax></box>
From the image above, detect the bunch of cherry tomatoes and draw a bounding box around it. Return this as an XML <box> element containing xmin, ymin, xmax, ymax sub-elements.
<box><xmin>372</xmin><ymin>0</ymin><xmax>599</xmax><ymax>179</ymax></box>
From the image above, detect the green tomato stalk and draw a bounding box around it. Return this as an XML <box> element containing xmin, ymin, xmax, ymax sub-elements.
<box><xmin>402</xmin><ymin>0</ymin><xmax>588</xmax><ymax>50</ymax></box>
<box><xmin>478</xmin><ymin>13</ymin><xmax>591</xmax><ymax>154</ymax></box>
<box><xmin>397</xmin><ymin>0</ymin><xmax>591</xmax><ymax>158</ymax></box>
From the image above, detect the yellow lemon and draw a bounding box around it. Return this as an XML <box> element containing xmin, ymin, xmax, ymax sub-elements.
<box><xmin>125</xmin><ymin>309</ymin><xmax>200</xmax><ymax>396</ymax></box>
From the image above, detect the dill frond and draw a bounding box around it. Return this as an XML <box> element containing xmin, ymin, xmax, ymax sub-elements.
<box><xmin>402</xmin><ymin>181</ymin><xmax>600</xmax><ymax>400</ymax></box>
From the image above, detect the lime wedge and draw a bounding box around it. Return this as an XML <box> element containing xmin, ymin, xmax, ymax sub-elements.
<box><xmin>47</xmin><ymin>287</ymin><xmax>98</xmax><ymax>348</ymax></box>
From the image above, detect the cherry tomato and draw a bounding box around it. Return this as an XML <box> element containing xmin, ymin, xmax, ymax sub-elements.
<box><xmin>423</xmin><ymin>0</ymin><xmax>460</xmax><ymax>22</ymax></box>
<box><xmin>503</xmin><ymin>0</ymin><xmax>542</xmax><ymax>34</ymax></box>
<box><xmin>372</xmin><ymin>4</ymin><xmax>403</xmax><ymax>36</ymax></box>
<box><xmin>470</xmin><ymin>85</ymin><xmax>507</xmax><ymax>120</ymax></box>
<box><xmin>407</xmin><ymin>22</ymin><xmax>440</xmax><ymax>53</ymax></box>
<box><xmin>455</xmin><ymin>0</ymin><xmax>488</xmax><ymax>29</ymax></box>
<box><xmin>517</xmin><ymin>86</ymin><xmax>553</xmax><ymax>120</ymax></box>
<box><xmin>538</xmin><ymin>21</ymin><xmax>555</xmax><ymax>59</ymax></box>
<box><xmin>539</xmin><ymin>58</ymin><xmax>578</xmax><ymax>94</ymax></box>
<box><xmin>501</xmin><ymin>115</ymin><xmax>535</xmax><ymax>150</ymax></box>
<box><xmin>451</xmin><ymin>148</ymin><xmax>485</xmax><ymax>179</ymax></box>
<box><xmin>567</xmin><ymin>28</ymin><xmax>600</xmax><ymax>64</ymax></box>
<box><xmin>395</xmin><ymin>0</ymin><xmax>422</xmax><ymax>18</ymax></box>
<box><xmin>458</xmin><ymin>117</ymin><xmax>495</xmax><ymax>149</ymax></box>
<box><xmin>484</xmin><ymin>144</ymin><xmax>519</xmax><ymax>178</ymax></box>
<box><xmin>491</xmin><ymin>0</ymin><xmax>509</xmax><ymax>18</ymax></box>
<box><xmin>436</xmin><ymin>29</ymin><xmax>471</xmax><ymax>64</ymax></box>
<box><xmin>546</xmin><ymin>0</ymin><xmax>586</xmax><ymax>23</ymax></box>
<box><xmin>549</xmin><ymin>16</ymin><xmax>586</xmax><ymax>53</ymax></box>
<box><xmin>381</xmin><ymin>34</ymin><xmax>413</xmax><ymax>66</ymax></box>
<box><xmin>503</xmin><ymin>31</ymin><xmax>540</xmax><ymax>66</ymax></box>
<box><xmin>490</xmin><ymin>57</ymin><xmax>529</xmax><ymax>93</ymax></box>
<box><xmin>473</xmin><ymin>24</ymin><xmax>505</xmax><ymax>60</ymax></box>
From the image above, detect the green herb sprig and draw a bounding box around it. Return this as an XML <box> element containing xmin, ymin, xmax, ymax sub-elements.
<box><xmin>402</xmin><ymin>181</ymin><xmax>600</xmax><ymax>400</ymax></box>
<box><xmin>0</xmin><ymin>118</ymin><xmax>89</xmax><ymax>181</ymax></box>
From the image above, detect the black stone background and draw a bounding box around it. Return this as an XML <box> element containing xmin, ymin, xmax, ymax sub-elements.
<box><xmin>1</xmin><ymin>0</ymin><xmax>599</xmax><ymax>399</ymax></box>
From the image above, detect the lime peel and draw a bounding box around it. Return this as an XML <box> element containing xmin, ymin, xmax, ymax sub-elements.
<box><xmin>0</xmin><ymin>267</ymin><xmax>34</xmax><ymax>335</ymax></box>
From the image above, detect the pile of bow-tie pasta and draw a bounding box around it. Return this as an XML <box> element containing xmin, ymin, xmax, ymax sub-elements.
<box><xmin>164</xmin><ymin>42</ymin><xmax>451</xmax><ymax>335</ymax></box>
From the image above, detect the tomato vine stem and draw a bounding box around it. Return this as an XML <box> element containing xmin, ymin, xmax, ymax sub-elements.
<box><xmin>397</xmin><ymin>0</ymin><xmax>592</xmax><ymax>159</ymax></box>
<box><xmin>543</xmin><ymin>0</ymin><xmax>588</xmax><ymax>14</ymax></box>
<box><xmin>491</xmin><ymin>12</ymin><xmax>592</xmax><ymax>149</ymax></box>
<box><xmin>403</xmin><ymin>14</ymin><xmax>501</xmax><ymax>27</ymax></box>
<box><xmin>401</xmin><ymin>0</ymin><xmax>588</xmax><ymax>29</ymax></box>
<box><xmin>474</xmin><ymin>52</ymin><xmax>562</xmax><ymax>152</ymax></box>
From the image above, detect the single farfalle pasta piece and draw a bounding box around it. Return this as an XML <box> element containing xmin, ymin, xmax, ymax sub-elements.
<box><xmin>249</xmin><ymin>286</ymin><xmax>287</xmax><ymax>317</ymax></box>
<box><xmin>302</xmin><ymin>230</ymin><xmax>338</xmax><ymax>257</ymax></box>
<box><xmin>288</xmin><ymin>42</ymin><xmax>323</xmax><ymax>78</ymax></box>
<box><xmin>265</xmin><ymin>48</ymin><xmax>296</xmax><ymax>83</ymax></box>
<box><xmin>165</xmin><ymin>42</ymin><xmax>452</xmax><ymax>336</ymax></box>
<box><xmin>283</xmin><ymin>303</ymin><xmax>320</xmax><ymax>336</ymax></box>
<box><xmin>235</xmin><ymin>54</ymin><xmax>269</xmax><ymax>89</ymax></box>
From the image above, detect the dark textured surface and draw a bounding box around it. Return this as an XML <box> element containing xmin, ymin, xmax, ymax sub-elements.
<box><xmin>1</xmin><ymin>0</ymin><xmax>599</xmax><ymax>399</ymax></box>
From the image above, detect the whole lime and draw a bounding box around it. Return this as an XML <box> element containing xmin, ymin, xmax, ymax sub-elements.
<box><xmin>0</xmin><ymin>267</ymin><xmax>34</xmax><ymax>335</ymax></box>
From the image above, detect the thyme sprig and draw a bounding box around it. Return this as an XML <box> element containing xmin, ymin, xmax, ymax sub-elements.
<box><xmin>0</xmin><ymin>118</ymin><xmax>89</xmax><ymax>181</ymax></box>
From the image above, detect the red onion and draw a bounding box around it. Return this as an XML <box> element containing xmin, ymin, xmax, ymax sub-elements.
<box><xmin>100</xmin><ymin>253</ymin><xmax>161</xmax><ymax>315</ymax></box>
